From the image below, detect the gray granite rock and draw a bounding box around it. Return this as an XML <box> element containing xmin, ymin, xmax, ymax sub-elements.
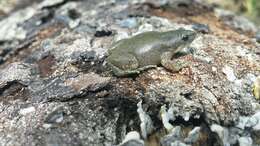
<box><xmin>214</xmin><ymin>8</ymin><xmax>257</xmax><ymax>33</ymax></box>
<box><xmin>0</xmin><ymin>0</ymin><xmax>260</xmax><ymax>146</ymax></box>
<box><xmin>0</xmin><ymin>7</ymin><xmax>36</xmax><ymax>41</ymax></box>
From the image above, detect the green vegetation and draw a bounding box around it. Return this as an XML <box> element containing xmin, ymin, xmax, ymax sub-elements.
<box><xmin>206</xmin><ymin>0</ymin><xmax>260</xmax><ymax>25</ymax></box>
<box><xmin>246</xmin><ymin>0</ymin><xmax>260</xmax><ymax>21</ymax></box>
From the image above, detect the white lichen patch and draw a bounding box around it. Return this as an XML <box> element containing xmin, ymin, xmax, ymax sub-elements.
<box><xmin>160</xmin><ymin>105</ymin><xmax>174</xmax><ymax>132</ymax></box>
<box><xmin>120</xmin><ymin>131</ymin><xmax>144</xmax><ymax>146</ymax></box>
<box><xmin>38</xmin><ymin>0</ymin><xmax>64</xmax><ymax>9</ymax></box>
<box><xmin>222</xmin><ymin>65</ymin><xmax>237</xmax><ymax>82</ymax></box>
<box><xmin>137</xmin><ymin>101</ymin><xmax>154</xmax><ymax>139</ymax></box>
<box><xmin>19</xmin><ymin>107</ymin><xmax>36</xmax><ymax>115</ymax></box>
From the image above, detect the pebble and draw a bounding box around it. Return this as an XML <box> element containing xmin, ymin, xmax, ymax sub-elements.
<box><xmin>222</xmin><ymin>65</ymin><xmax>237</xmax><ymax>82</ymax></box>
<box><xmin>192</xmin><ymin>23</ymin><xmax>210</xmax><ymax>34</ymax></box>
<box><xmin>118</xmin><ymin>18</ymin><xmax>138</xmax><ymax>28</ymax></box>
<box><xmin>19</xmin><ymin>106</ymin><xmax>36</xmax><ymax>115</ymax></box>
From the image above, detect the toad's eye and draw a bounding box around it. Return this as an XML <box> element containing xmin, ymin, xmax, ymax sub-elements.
<box><xmin>182</xmin><ymin>35</ymin><xmax>189</xmax><ymax>41</ymax></box>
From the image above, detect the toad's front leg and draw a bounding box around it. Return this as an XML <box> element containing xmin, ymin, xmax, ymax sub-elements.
<box><xmin>160</xmin><ymin>51</ymin><xmax>189</xmax><ymax>72</ymax></box>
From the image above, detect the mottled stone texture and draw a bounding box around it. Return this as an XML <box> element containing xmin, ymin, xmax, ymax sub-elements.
<box><xmin>0</xmin><ymin>0</ymin><xmax>259</xmax><ymax>146</ymax></box>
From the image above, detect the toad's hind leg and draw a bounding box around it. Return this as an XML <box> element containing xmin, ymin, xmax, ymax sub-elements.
<box><xmin>108</xmin><ymin>62</ymin><xmax>144</xmax><ymax>76</ymax></box>
<box><xmin>136</xmin><ymin>65</ymin><xmax>157</xmax><ymax>72</ymax></box>
<box><xmin>107</xmin><ymin>54</ymin><xmax>140</xmax><ymax>76</ymax></box>
<box><xmin>161</xmin><ymin>52</ymin><xmax>189</xmax><ymax>72</ymax></box>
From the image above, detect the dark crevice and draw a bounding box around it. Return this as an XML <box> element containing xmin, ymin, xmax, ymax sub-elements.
<box><xmin>171</xmin><ymin>114</ymin><xmax>205</xmax><ymax>127</ymax></box>
<box><xmin>0</xmin><ymin>48</ymin><xmax>12</xmax><ymax>58</ymax></box>
<box><xmin>0</xmin><ymin>38</ymin><xmax>35</xmax><ymax>66</ymax></box>
<box><xmin>180</xmin><ymin>91</ymin><xmax>193</xmax><ymax>100</ymax></box>
<box><xmin>68</xmin><ymin>9</ymin><xmax>81</xmax><ymax>20</ymax></box>
<box><xmin>177</xmin><ymin>3</ymin><xmax>189</xmax><ymax>8</ymax></box>
<box><xmin>114</xmin><ymin>97</ymin><xmax>139</xmax><ymax>144</ymax></box>
<box><xmin>0</xmin><ymin>81</ymin><xmax>26</xmax><ymax>95</ymax></box>
<box><xmin>0</xmin><ymin>81</ymin><xmax>29</xmax><ymax>102</ymax></box>
<box><xmin>40</xmin><ymin>10</ymin><xmax>55</xmax><ymax>24</ymax></box>
<box><xmin>45</xmin><ymin>83</ymin><xmax>112</xmax><ymax>103</ymax></box>
<box><xmin>170</xmin><ymin>113</ymin><xmax>222</xmax><ymax>146</ymax></box>
<box><xmin>94</xmin><ymin>30</ymin><xmax>113</xmax><ymax>37</ymax></box>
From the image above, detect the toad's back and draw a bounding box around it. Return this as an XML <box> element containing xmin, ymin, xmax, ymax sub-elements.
<box><xmin>109</xmin><ymin>31</ymin><xmax>175</xmax><ymax>66</ymax></box>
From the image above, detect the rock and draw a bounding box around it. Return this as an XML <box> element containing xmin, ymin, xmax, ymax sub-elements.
<box><xmin>55</xmin><ymin>14</ymin><xmax>81</xmax><ymax>29</ymax></box>
<box><xmin>147</xmin><ymin>81</ymin><xmax>204</xmax><ymax>123</ymax></box>
<box><xmin>184</xmin><ymin>127</ymin><xmax>201</xmax><ymax>144</ymax></box>
<box><xmin>246</xmin><ymin>111</ymin><xmax>260</xmax><ymax>130</ymax></box>
<box><xmin>19</xmin><ymin>106</ymin><xmax>36</xmax><ymax>115</ymax></box>
<box><xmin>160</xmin><ymin>126</ymin><xmax>182</xmax><ymax>146</ymax></box>
<box><xmin>0</xmin><ymin>0</ymin><xmax>17</xmax><ymax>14</ymax></box>
<box><xmin>210</xmin><ymin>111</ymin><xmax>260</xmax><ymax>146</ymax></box>
<box><xmin>29</xmin><ymin>77</ymin><xmax>78</xmax><ymax>102</ymax></box>
<box><xmin>214</xmin><ymin>8</ymin><xmax>257</xmax><ymax>33</ymax></box>
<box><xmin>40</xmin><ymin>33</ymin><xmax>92</xmax><ymax>65</ymax></box>
<box><xmin>169</xmin><ymin>0</ymin><xmax>193</xmax><ymax>8</ymax></box>
<box><xmin>145</xmin><ymin>0</ymin><xmax>168</xmax><ymax>7</ymax></box>
<box><xmin>118</xmin><ymin>18</ymin><xmax>138</xmax><ymax>29</ymax></box>
<box><xmin>0</xmin><ymin>7</ymin><xmax>36</xmax><ymax>41</ymax></box>
<box><xmin>65</xmin><ymin>72</ymin><xmax>111</xmax><ymax>92</ymax></box>
<box><xmin>119</xmin><ymin>139</ymin><xmax>144</xmax><ymax>146</ymax></box>
<box><xmin>122</xmin><ymin>131</ymin><xmax>141</xmax><ymax>143</ymax></box>
<box><xmin>170</xmin><ymin>141</ymin><xmax>189</xmax><ymax>146</ymax></box>
<box><xmin>0</xmin><ymin>62</ymin><xmax>35</xmax><ymax>86</ymax></box>
<box><xmin>222</xmin><ymin>65</ymin><xmax>237</xmax><ymax>82</ymax></box>
<box><xmin>54</xmin><ymin>2</ymin><xmax>82</xmax><ymax>29</ymax></box>
<box><xmin>238</xmin><ymin>137</ymin><xmax>253</xmax><ymax>146</ymax></box>
<box><xmin>74</xmin><ymin>50</ymin><xmax>96</xmax><ymax>63</ymax></box>
<box><xmin>190</xmin><ymin>35</ymin><xmax>214</xmax><ymax>64</ymax></box>
<box><xmin>0</xmin><ymin>0</ymin><xmax>260</xmax><ymax>145</ymax></box>
<box><xmin>38</xmin><ymin>0</ymin><xmax>65</xmax><ymax>9</ymax></box>
<box><xmin>44</xmin><ymin>107</ymin><xmax>64</xmax><ymax>124</ymax></box>
<box><xmin>210</xmin><ymin>124</ymin><xmax>230</xmax><ymax>146</ymax></box>
<box><xmin>28</xmin><ymin>72</ymin><xmax>110</xmax><ymax>102</ymax></box>
<box><xmin>192</xmin><ymin>23</ymin><xmax>210</xmax><ymax>34</ymax></box>
<box><xmin>119</xmin><ymin>131</ymin><xmax>144</xmax><ymax>146</ymax></box>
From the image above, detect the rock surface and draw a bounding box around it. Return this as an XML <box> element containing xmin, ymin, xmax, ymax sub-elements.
<box><xmin>0</xmin><ymin>0</ymin><xmax>260</xmax><ymax>146</ymax></box>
